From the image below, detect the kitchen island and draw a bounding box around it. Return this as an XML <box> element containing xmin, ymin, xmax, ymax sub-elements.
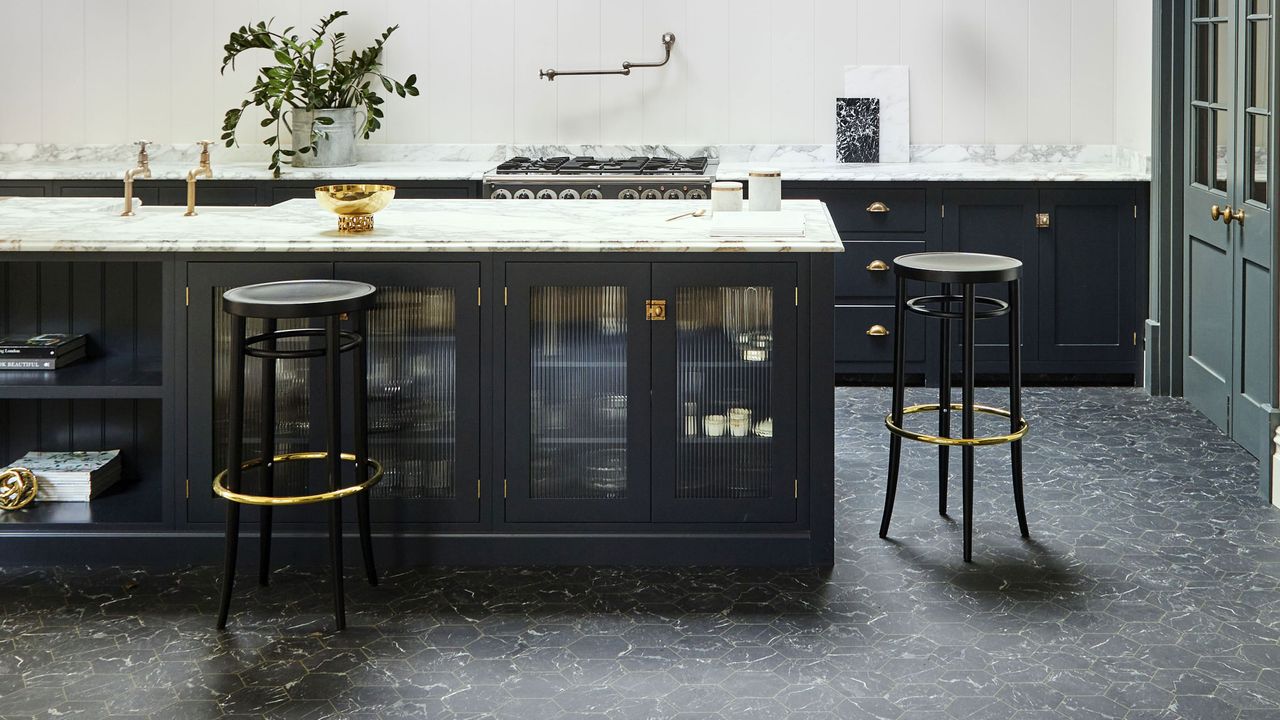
<box><xmin>0</xmin><ymin>197</ymin><xmax>839</xmax><ymax>567</ymax></box>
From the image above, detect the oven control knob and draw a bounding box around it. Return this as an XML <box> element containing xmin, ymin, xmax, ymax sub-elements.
<box><xmin>536</xmin><ymin>189</ymin><xmax>558</xmax><ymax>200</ymax></box>
<box><xmin>489</xmin><ymin>188</ymin><xmax>512</xmax><ymax>199</ymax></box>
<box><xmin>686</xmin><ymin>189</ymin><xmax>707</xmax><ymax>200</ymax></box>
<box><xmin>640</xmin><ymin>189</ymin><xmax>662</xmax><ymax>200</ymax></box>
<box><xmin>513</xmin><ymin>189</ymin><xmax>535</xmax><ymax>200</ymax></box>
<box><xmin>559</xmin><ymin>188</ymin><xmax>581</xmax><ymax>200</ymax></box>
<box><xmin>618</xmin><ymin>189</ymin><xmax>640</xmax><ymax>200</ymax></box>
<box><xmin>663</xmin><ymin>188</ymin><xmax>685</xmax><ymax>200</ymax></box>
<box><xmin>582</xmin><ymin>189</ymin><xmax>603</xmax><ymax>199</ymax></box>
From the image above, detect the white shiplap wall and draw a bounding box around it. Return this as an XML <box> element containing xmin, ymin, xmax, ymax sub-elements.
<box><xmin>0</xmin><ymin>0</ymin><xmax>1152</xmax><ymax>152</ymax></box>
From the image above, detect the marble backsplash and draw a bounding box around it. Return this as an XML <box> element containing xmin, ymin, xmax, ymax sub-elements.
<box><xmin>1</xmin><ymin>142</ymin><xmax>1151</xmax><ymax>169</ymax></box>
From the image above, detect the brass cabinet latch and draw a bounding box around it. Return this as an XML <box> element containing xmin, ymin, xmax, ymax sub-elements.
<box><xmin>646</xmin><ymin>299</ymin><xmax>667</xmax><ymax>320</ymax></box>
<box><xmin>1035</xmin><ymin>213</ymin><xmax>1051</xmax><ymax>229</ymax></box>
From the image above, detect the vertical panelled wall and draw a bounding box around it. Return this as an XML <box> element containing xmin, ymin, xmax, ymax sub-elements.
<box><xmin>0</xmin><ymin>0</ymin><xmax>1150</xmax><ymax>152</ymax></box>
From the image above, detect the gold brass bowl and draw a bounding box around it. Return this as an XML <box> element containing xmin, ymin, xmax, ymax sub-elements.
<box><xmin>315</xmin><ymin>184</ymin><xmax>396</xmax><ymax>233</ymax></box>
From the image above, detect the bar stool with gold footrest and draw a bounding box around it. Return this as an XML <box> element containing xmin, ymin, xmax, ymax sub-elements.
<box><xmin>879</xmin><ymin>252</ymin><xmax>1029</xmax><ymax>562</ymax></box>
<box><xmin>214</xmin><ymin>279</ymin><xmax>382</xmax><ymax>631</ymax></box>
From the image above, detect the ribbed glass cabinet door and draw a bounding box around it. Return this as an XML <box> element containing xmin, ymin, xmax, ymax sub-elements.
<box><xmin>336</xmin><ymin>263</ymin><xmax>481</xmax><ymax>524</ymax></box>
<box><xmin>652</xmin><ymin>263</ymin><xmax>798</xmax><ymax>522</ymax></box>
<box><xmin>504</xmin><ymin>263</ymin><xmax>651</xmax><ymax>522</ymax></box>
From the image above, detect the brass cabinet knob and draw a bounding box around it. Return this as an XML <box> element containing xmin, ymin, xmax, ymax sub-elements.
<box><xmin>866</xmin><ymin>259</ymin><xmax>890</xmax><ymax>272</ymax></box>
<box><xmin>1211</xmin><ymin>204</ymin><xmax>1222</xmax><ymax>221</ymax></box>
<box><xmin>866</xmin><ymin>201</ymin><xmax>890</xmax><ymax>213</ymax></box>
<box><xmin>866</xmin><ymin>324</ymin><xmax>890</xmax><ymax>337</ymax></box>
<box><xmin>1221</xmin><ymin>205</ymin><xmax>1234</xmax><ymax>225</ymax></box>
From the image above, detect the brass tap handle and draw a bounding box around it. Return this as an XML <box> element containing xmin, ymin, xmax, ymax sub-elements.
<box><xmin>1221</xmin><ymin>205</ymin><xmax>1234</xmax><ymax>225</ymax></box>
<box><xmin>1211</xmin><ymin>204</ymin><xmax>1222</xmax><ymax>221</ymax></box>
<box><xmin>866</xmin><ymin>201</ymin><xmax>890</xmax><ymax>213</ymax></box>
<box><xmin>866</xmin><ymin>324</ymin><xmax>890</xmax><ymax>337</ymax></box>
<box><xmin>865</xmin><ymin>259</ymin><xmax>890</xmax><ymax>272</ymax></box>
<box><xmin>135</xmin><ymin>140</ymin><xmax>151</xmax><ymax>164</ymax></box>
<box><xmin>196</xmin><ymin>140</ymin><xmax>213</xmax><ymax>165</ymax></box>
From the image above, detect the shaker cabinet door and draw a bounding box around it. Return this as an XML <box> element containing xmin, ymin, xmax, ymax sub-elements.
<box><xmin>335</xmin><ymin>262</ymin><xmax>483</xmax><ymax>524</ymax></box>
<box><xmin>650</xmin><ymin>263</ymin><xmax>798</xmax><ymax>523</ymax></box>
<box><xmin>503</xmin><ymin>263</ymin><xmax>652</xmax><ymax>522</ymax></box>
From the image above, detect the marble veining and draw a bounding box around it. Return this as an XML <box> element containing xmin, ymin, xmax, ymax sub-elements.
<box><xmin>0</xmin><ymin>198</ymin><xmax>843</xmax><ymax>254</ymax></box>
<box><xmin>835</xmin><ymin>98</ymin><xmax>882</xmax><ymax>164</ymax></box>
<box><xmin>0</xmin><ymin>144</ymin><xmax>1153</xmax><ymax>183</ymax></box>
<box><xmin>0</xmin><ymin>388</ymin><xmax>1276</xmax><ymax>720</ymax></box>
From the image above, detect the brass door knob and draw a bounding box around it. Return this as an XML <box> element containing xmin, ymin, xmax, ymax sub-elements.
<box><xmin>1230</xmin><ymin>207</ymin><xmax>1245</xmax><ymax>226</ymax></box>
<box><xmin>866</xmin><ymin>324</ymin><xmax>889</xmax><ymax>337</ymax></box>
<box><xmin>1211</xmin><ymin>204</ymin><xmax>1222</xmax><ymax>221</ymax></box>
<box><xmin>866</xmin><ymin>259</ymin><xmax>890</xmax><ymax>271</ymax></box>
<box><xmin>1221</xmin><ymin>205</ymin><xmax>1234</xmax><ymax>225</ymax></box>
<box><xmin>866</xmin><ymin>201</ymin><xmax>890</xmax><ymax>213</ymax></box>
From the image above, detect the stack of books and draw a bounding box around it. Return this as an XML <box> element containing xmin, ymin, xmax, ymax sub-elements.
<box><xmin>0</xmin><ymin>333</ymin><xmax>88</xmax><ymax>370</ymax></box>
<box><xmin>9</xmin><ymin>449</ymin><xmax>123</xmax><ymax>501</ymax></box>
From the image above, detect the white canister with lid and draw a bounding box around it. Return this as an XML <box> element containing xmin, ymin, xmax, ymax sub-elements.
<box><xmin>748</xmin><ymin>168</ymin><xmax>782</xmax><ymax>211</ymax></box>
<box><xmin>710</xmin><ymin>181</ymin><xmax>743</xmax><ymax>214</ymax></box>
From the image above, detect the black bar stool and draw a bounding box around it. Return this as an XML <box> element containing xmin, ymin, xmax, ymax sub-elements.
<box><xmin>214</xmin><ymin>279</ymin><xmax>383</xmax><ymax>630</ymax></box>
<box><xmin>879</xmin><ymin>252</ymin><xmax>1030</xmax><ymax>562</ymax></box>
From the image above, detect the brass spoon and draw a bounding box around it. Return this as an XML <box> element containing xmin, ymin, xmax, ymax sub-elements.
<box><xmin>666</xmin><ymin>209</ymin><xmax>707</xmax><ymax>222</ymax></box>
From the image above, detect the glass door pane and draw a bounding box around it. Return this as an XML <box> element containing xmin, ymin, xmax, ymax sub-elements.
<box><xmin>674</xmin><ymin>286</ymin><xmax>774</xmax><ymax>500</ymax></box>
<box><xmin>529</xmin><ymin>286</ymin><xmax>629</xmax><ymax>501</ymax></box>
<box><xmin>1246</xmin><ymin>4</ymin><xmax>1271</xmax><ymax>205</ymax></box>
<box><xmin>1189</xmin><ymin>3</ymin><xmax>1234</xmax><ymax>194</ymax></box>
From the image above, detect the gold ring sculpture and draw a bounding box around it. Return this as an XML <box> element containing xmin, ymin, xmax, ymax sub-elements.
<box><xmin>213</xmin><ymin>452</ymin><xmax>383</xmax><ymax>506</ymax></box>
<box><xmin>0</xmin><ymin>467</ymin><xmax>38</xmax><ymax>511</ymax></box>
<box><xmin>885</xmin><ymin>403</ymin><xmax>1029</xmax><ymax>447</ymax></box>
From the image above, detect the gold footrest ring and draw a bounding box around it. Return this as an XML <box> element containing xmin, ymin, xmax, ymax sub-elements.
<box><xmin>213</xmin><ymin>452</ymin><xmax>383</xmax><ymax>506</ymax></box>
<box><xmin>885</xmin><ymin>403</ymin><xmax>1028</xmax><ymax>447</ymax></box>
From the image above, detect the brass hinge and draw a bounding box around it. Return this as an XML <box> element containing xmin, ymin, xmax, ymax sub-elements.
<box><xmin>1133</xmin><ymin>204</ymin><xmax>1139</xmax><ymax>219</ymax></box>
<box><xmin>184</xmin><ymin>287</ymin><xmax>189</xmax><ymax>306</ymax></box>
<box><xmin>1133</xmin><ymin>331</ymin><xmax>1138</xmax><ymax>346</ymax></box>
<box><xmin>940</xmin><ymin>205</ymin><xmax>945</xmax><ymax>218</ymax></box>
<box><xmin>504</xmin><ymin>287</ymin><xmax>508</xmax><ymax>306</ymax></box>
<box><xmin>1035</xmin><ymin>213</ymin><xmax>1051</xmax><ymax>229</ymax></box>
<box><xmin>477</xmin><ymin>478</ymin><xmax>481</xmax><ymax>498</ymax></box>
<box><xmin>794</xmin><ymin>479</ymin><xmax>798</xmax><ymax>499</ymax></box>
<box><xmin>794</xmin><ymin>287</ymin><xmax>799</xmax><ymax>306</ymax></box>
<box><xmin>503</xmin><ymin>478</ymin><xmax>508</xmax><ymax>498</ymax></box>
<box><xmin>185</xmin><ymin>479</ymin><xmax>190</xmax><ymax>498</ymax></box>
<box><xmin>645</xmin><ymin>299</ymin><xmax>667</xmax><ymax>320</ymax></box>
<box><xmin>477</xmin><ymin>287</ymin><xmax>482</xmax><ymax>306</ymax></box>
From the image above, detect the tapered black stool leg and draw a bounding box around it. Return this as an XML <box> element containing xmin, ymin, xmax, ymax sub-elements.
<box><xmin>1008</xmin><ymin>280</ymin><xmax>1029</xmax><ymax>538</ymax></box>
<box><xmin>352</xmin><ymin>310</ymin><xmax>377</xmax><ymax>586</ymax></box>
<box><xmin>880</xmin><ymin>275</ymin><xmax>909</xmax><ymax>539</ymax></box>
<box><xmin>938</xmin><ymin>284</ymin><xmax>952</xmax><ymax>517</ymax></box>
<box><xmin>324</xmin><ymin>315</ymin><xmax>347</xmax><ymax>630</ymax></box>
<box><xmin>961</xmin><ymin>285</ymin><xmax>976</xmax><ymax>563</ymax></box>
<box><xmin>217</xmin><ymin>315</ymin><xmax>247</xmax><ymax>629</ymax></box>
<box><xmin>258</xmin><ymin>319</ymin><xmax>277</xmax><ymax>586</ymax></box>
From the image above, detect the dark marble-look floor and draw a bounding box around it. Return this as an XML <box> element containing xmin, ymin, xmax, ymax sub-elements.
<box><xmin>1</xmin><ymin>387</ymin><xmax>1278</xmax><ymax>720</ymax></box>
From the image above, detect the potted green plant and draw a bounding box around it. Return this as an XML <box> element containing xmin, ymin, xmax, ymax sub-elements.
<box><xmin>220</xmin><ymin>10</ymin><xmax>419</xmax><ymax>177</ymax></box>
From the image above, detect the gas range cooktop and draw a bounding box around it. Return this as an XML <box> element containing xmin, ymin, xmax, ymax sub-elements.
<box><xmin>485</xmin><ymin>156</ymin><xmax>716</xmax><ymax>200</ymax></box>
<box><xmin>494</xmin><ymin>156</ymin><xmax>711</xmax><ymax>176</ymax></box>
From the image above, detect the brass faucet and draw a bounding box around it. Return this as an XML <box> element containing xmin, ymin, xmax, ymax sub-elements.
<box><xmin>121</xmin><ymin>140</ymin><xmax>152</xmax><ymax>216</ymax></box>
<box><xmin>184</xmin><ymin>141</ymin><xmax>214</xmax><ymax>217</ymax></box>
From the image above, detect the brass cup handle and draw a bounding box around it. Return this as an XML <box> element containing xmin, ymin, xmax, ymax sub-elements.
<box><xmin>1211</xmin><ymin>205</ymin><xmax>1222</xmax><ymax>221</ymax></box>
<box><xmin>866</xmin><ymin>201</ymin><xmax>890</xmax><ymax>213</ymax></box>
<box><xmin>866</xmin><ymin>259</ymin><xmax>890</xmax><ymax>272</ymax></box>
<box><xmin>866</xmin><ymin>324</ymin><xmax>890</xmax><ymax>337</ymax></box>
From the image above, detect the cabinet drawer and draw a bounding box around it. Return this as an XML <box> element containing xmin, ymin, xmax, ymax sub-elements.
<box><xmin>835</xmin><ymin>306</ymin><xmax>925</xmax><ymax>364</ymax></box>
<box><xmin>790</xmin><ymin>186</ymin><xmax>928</xmax><ymax>234</ymax></box>
<box><xmin>836</xmin><ymin>240</ymin><xmax>927</xmax><ymax>299</ymax></box>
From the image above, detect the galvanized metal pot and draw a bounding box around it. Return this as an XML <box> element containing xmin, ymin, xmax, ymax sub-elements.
<box><xmin>290</xmin><ymin>107</ymin><xmax>365</xmax><ymax>168</ymax></box>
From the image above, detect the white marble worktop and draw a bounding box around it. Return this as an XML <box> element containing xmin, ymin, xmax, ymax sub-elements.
<box><xmin>0</xmin><ymin>143</ymin><xmax>1151</xmax><ymax>183</ymax></box>
<box><xmin>0</xmin><ymin>197</ymin><xmax>843</xmax><ymax>253</ymax></box>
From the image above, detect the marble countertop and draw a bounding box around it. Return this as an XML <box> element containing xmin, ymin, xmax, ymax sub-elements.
<box><xmin>0</xmin><ymin>143</ymin><xmax>1152</xmax><ymax>183</ymax></box>
<box><xmin>0</xmin><ymin>197</ymin><xmax>842</xmax><ymax>253</ymax></box>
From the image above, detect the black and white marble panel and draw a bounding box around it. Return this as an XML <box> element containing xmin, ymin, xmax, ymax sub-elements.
<box><xmin>836</xmin><ymin>98</ymin><xmax>881</xmax><ymax>163</ymax></box>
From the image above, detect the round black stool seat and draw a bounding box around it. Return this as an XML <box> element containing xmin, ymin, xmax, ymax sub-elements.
<box><xmin>893</xmin><ymin>252</ymin><xmax>1022</xmax><ymax>284</ymax></box>
<box><xmin>223</xmin><ymin>279</ymin><xmax>377</xmax><ymax>319</ymax></box>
